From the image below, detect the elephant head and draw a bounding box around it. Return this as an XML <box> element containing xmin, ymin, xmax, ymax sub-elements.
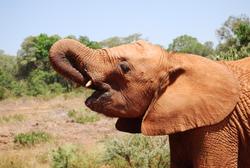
<box><xmin>49</xmin><ymin>39</ymin><xmax>240</xmax><ymax>135</ymax></box>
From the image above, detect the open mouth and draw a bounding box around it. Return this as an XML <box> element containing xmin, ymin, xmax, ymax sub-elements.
<box><xmin>81</xmin><ymin>71</ymin><xmax>111</xmax><ymax>109</ymax></box>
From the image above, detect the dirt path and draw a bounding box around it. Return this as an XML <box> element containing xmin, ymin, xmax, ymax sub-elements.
<box><xmin>0</xmin><ymin>94</ymin><xmax>127</xmax><ymax>151</ymax></box>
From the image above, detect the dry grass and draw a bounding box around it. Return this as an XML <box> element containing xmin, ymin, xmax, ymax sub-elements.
<box><xmin>0</xmin><ymin>114</ymin><xmax>25</xmax><ymax>124</ymax></box>
<box><xmin>0</xmin><ymin>143</ymin><xmax>104</xmax><ymax>168</ymax></box>
<box><xmin>0</xmin><ymin>145</ymin><xmax>52</xmax><ymax>168</ymax></box>
<box><xmin>0</xmin><ymin>94</ymin><xmax>168</xmax><ymax>168</ymax></box>
<box><xmin>67</xmin><ymin>108</ymin><xmax>101</xmax><ymax>124</ymax></box>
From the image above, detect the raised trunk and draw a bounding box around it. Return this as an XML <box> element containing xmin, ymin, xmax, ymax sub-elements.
<box><xmin>49</xmin><ymin>39</ymin><xmax>96</xmax><ymax>85</ymax></box>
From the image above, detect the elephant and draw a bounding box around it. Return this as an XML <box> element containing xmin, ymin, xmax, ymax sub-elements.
<box><xmin>49</xmin><ymin>39</ymin><xmax>250</xmax><ymax>168</ymax></box>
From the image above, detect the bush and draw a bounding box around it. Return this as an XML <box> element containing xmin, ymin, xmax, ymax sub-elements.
<box><xmin>214</xmin><ymin>43</ymin><xmax>250</xmax><ymax>60</ymax></box>
<box><xmin>49</xmin><ymin>82</ymin><xmax>65</xmax><ymax>94</ymax></box>
<box><xmin>11</xmin><ymin>80</ymin><xmax>28</xmax><ymax>97</ymax></box>
<box><xmin>27</xmin><ymin>70</ymin><xmax>51</xmax><ymax>96</ymax></box>
<box><xmin>67</xmin><ymin>107</ymin><xmax>100</xmax><ymax>124</ymax></box>
<box><xmin>0</xmin><ymin>86</ymin><xmax>7</xmax><ymax>100</ymax></box>
<box><xmin>14</xmin><ymin>131</ymin><xmax>51</xmax><ymax>146</ymax></box>
<box><xmin>51</xmin><ymin>136</ymin><xmax>169</xmax><ymax>168</ymax></box>
<box><xmin>103</xmin><ymin>135</ymin><xmax>170</xmax><ymax>168</ymax></box>
<box><xmin>0</xmin><ymin>69</ymin><xmax>15</xmax><ymax>99</ymax></box>
<box><xmin>0</xmin><ymin>70</ymin><xmax>14</xmax><ymax>89</ymax></box>
<box><xmin>51</xmin><ymin>144</ymin><xmax>100</xmax><ymax>168</ymax></box>
<box><xmin>25</xmin><ymin>70</ymin><xmax>65</xmax><ymax>96</ymax></box>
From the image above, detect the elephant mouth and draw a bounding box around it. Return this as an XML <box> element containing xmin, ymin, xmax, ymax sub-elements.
<box><xmin>83</xmin><ymin>77</ymin><xmax>112</xmax><ymax>111</ymax></box>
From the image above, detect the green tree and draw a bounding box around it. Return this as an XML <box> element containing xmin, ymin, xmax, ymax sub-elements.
<box><xmin>168</xmin><ymin>35</ymin><xmax>214</xmax><ymax>56</ymax></box>
<box><xmin>16</xmin><ymin>34</ymin><xmax>70</xmax><ymax>95</ymax></box>
<box><xmin>26</xmin><ymin>70</ymin><xmax>64</xmax><ymax>96</ymax></box>
<box><xmin>234</xmin><ymin>22</ymin><xmax>250</xmax><ymax>46</ymax></box>
<box><xmin>99</xmin><ymin>33</ymin><xmax>142</xmax><ymax>48</ymax></box>
<box><xmin>216</xmin><ymin>15</ymin><xmax>250</xmax><ymax>60</ymax></box>
<box><xmin>0</xmin><ymin>70</ymin><xmax>13</xmax><ymax>99</ymax></box>
<box><xmin>0</xmin><ymin>51</ymin><xmax>18</xmax><ymax>99</ymax></box>
<box><xmin>0</xmin><ymin>50</ymin><xmax>16</xmax><ymax>74</ymax></box>
<box><xmin>65</xmin><ymin>35</ymin><xmax>101</xmax><ymax>49</ymax></box>
<box><xmin>78</xmin><ymin>36</ymin><xmax>101</xmax><ymax>49</ymax></box>
<box><xmin>17</xmin><ymin>34</ymin><xmax>61</xmax><ymax>78</ymax></box>
<box><xmin>15</xmin><ymin>34</ymin><xmax>102</xmax><ymax>97</ymax></box>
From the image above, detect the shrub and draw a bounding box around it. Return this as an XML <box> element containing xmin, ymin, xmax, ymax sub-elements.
<box><xmin>103</xmin><ymin>135</ymin><xmax>170</xmax><ymax>168</ymax></box>
<box><xmin>25</xmin><ymin>70</ymin><xmax>66</xmax><ymax>96</ymax></box>
<box><xmin>0</xmin><ymin>69</ymin><xmax>15</xmax><ymax>99</ymax></box>
<box><xmin>49</xmin><ymin>82</ymin><xmax>65</xmax><ymax>94</ymax></box>
<box><xmin>26</xmin><ymin>70</ymin><xmax>50</xmax><ymax>96</ymax></box>
<box><xmin>51</xmin><ymin>144</ymin><xmax>100</xmax><ymax>168</ymax></box>
<box><xmin>0</xmin><ymin>69</ymin><xmax>15</xmax><ymax>89</ymax></box>
<box><xmin>0</xmin><ymin>86</ymin><xmax>7</xmax><ymax>100</ymax></box>
<box><xmin>11</xmin><ymin>80</ymin><xmax>28</xmax><ymax>97</ymax></box>
<box><xmin>67</xmin><ymin>107</ymin><xmax>100</xmax><ymax>124</ymax></box>
<box><xmin>0</xmin><ymin>114</ymin><xmax>25</xmax><ymax>124</ymax></box>
<box><xmin>214</xmin><ymin>43</ymin><xmax>250</xmax><ymax>60</ymax></box>
<box><xmin>14</xmin><ymin>131</ymin><xmax>51</xmax><ymax>146</ymax></box>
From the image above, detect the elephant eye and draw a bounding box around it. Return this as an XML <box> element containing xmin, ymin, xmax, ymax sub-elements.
<box><xmin>118</xmin><ymin>61</ymin><xmax>131</xmax><ymax>74</ymax></box>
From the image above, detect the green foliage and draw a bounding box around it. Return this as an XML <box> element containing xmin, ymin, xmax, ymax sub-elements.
<box><xmin>99</xmin><ymin>33</ymin><xmax>142</xmax><ymax>47</ymax></box>
<box><xmin>0</xmin><ymin>70</ymin><xmax>15</xmax><ymax>89</ymax></box>
<box><xmin>51</xmin><ymin>135</ymin><xmax>170</xmax><ymax>168</ymax></box>
<box><xmin>234</xmin><ymin>22</ymin><xmax>250</xmax><ymax>46</ymax></box>
<box><xmin>26</xmin><ymin>70</ymin><xmax>65</xmax><ymax>96</ymax></box>
<box><xmin>0</xmin><ymin>52</ymin><xmax>28</xmax><ymax>98</ymax></box>
<box><xmin>0</xmin><ymin>69</ymin><xmax>16</xmax><ymax>99</ymax></box>
<box><xmin>215</xmin><ymin>15</ymin><xmax>250</xmax><ymax>60</ymax></box>
<box><xmin>168</xmin><ymin>35</ymin><xmax>214</xmax><ymax>56</ymax></box>
<box><xmin>17</xmin><ymin>34</ymin><xmax>61</xmax><ymax>77</ymax></box>
<box><xmin>51</xmin><ymin>145</ymin><xmax>76</xmax><ymax>168</ymax></box>
<box><xmin>65</xmin><ymin>35</ymin><xmax>101</xmax><ymax>49</ymax></box>
<box><xmin>0</xmin><ymin>51</ymin><xmax>16</xmax><ymax>74</ymax></box>
<box><xmin>67</xmin><ymin>107</ymin><xmax>100</xmax><ymax>124</ymax></box>
<box><xmin>216</xmin><ymin>15</ymin><xmax>250</xmax><ymax>42</ymax></box>
<box><xmin>215</xmin><ymin>43</ymin><xmax>250</xmax><ymax>60</ymax></box>
<box><xmin>14</xmin><ymin>131</ymin><xmax>51</xmax><ymax>146</ymax></box>
<box><xmin>0</xmin><ymin>114</ymin><xmax>25</xmax><ymax>124</ymax></box>
<box><xmin>103</xmin><ymin>135</ymin><xmax>170</xmax><ymax>168</ymax></box>
<box><xmin>0</xmin><ymin>34</ymin><xmax>102</xmax><ymax>100</ymax></box>
<box><xmin>26</xmin><ymin>70</ymin><xmax>50</xmax><ymax>96</ymax></box>
<box><xmin>51</xmin><ymin>144</ymin><xmax>100</xmax><ymax>168</ymax></box>
<box><xmin>11</xmin><ymin>80</ymin><xmax>28</xmax><ymax>97</ymax></box>
<box><xmin>1</xmin><ymin>17</ymin><xmax>249</xmax><ymax>101</ymax></box>
<box><xmin>0</xmin><ymin>34</ymin><xmax>101</xmax><ymax>100</ymax></box>
<box><xmin>78</xmin><ymin>36</ymin><xmax>102</xmax><ymax>49</ymax></box>
<box><xmin>0</xmin><ymin>86</ymin><xmax>5</xmax><ymax>100</ymax></box>
<box><xmin>16</xmin><ymin>34</ymin><xmax>70</xmax><ymax>95</ymax></box>
<box><xmin>6</xmin><ymin>33</ymin><xmax>102</xmax><ymax>99</ymax></box>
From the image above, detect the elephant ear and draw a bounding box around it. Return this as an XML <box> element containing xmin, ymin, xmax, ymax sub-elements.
<box><xmin>141</xmin><ymin>54</ymin><xmax>240</xmax><ymax>135</ymax></box>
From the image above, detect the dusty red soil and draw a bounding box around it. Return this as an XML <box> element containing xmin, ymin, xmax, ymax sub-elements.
<box><xmin>0</xmin><ymin>94</ymin><xmax>127</xmax><ymax>151</ymax></box>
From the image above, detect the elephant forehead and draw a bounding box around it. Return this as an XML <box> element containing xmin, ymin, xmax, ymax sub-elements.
<box><xmin>106</xmin><ymin>41</ymin><xmax>163</xmax><ymax>60</ymax></box>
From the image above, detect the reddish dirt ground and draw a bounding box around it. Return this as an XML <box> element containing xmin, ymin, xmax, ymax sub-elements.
<box><xmin>0</xmin><ymin>94</ymin><xmax>127</xmax><ymax>151</ymax></box>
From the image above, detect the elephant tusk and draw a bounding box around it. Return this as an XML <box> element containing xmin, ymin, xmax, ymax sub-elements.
<box><xmin>85</xmin><ymin>80</ymin><xmax>92</xmax><ymax>87</ymax></box>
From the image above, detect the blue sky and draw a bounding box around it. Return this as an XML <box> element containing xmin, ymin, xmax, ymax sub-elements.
<box><xmin>1</xmin><ymin>0</ymin><xmax>250</xmax><ymax>55</ymax></box>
